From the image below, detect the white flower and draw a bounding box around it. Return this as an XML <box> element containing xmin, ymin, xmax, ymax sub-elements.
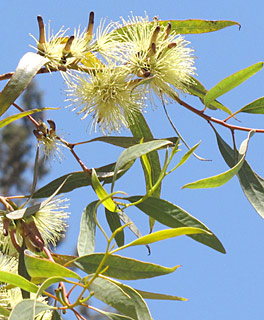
<box><xmin>0</xmin><ymin>197</ymin><xmax>70</xmax><ymax>254</ymax></box>
<box><xmin>117</xmin><ymin>13</ymin><xmax>196</xmax><ymax>102</ymax></box>
<box><xmin>33</xmin><ymin>120</ymin><xmax>65</xmax><ymax>161</ymax></box>
<box><xmin>65</xmin><ymin>65</ymin><xmax>145</xmax><ymax>134</ymax></box>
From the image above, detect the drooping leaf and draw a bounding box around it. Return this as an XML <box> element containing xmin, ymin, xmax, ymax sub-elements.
<box><xmin>105</xmin><ymin>209</ymin><xmax>124</xmax><ymax>247</ymax></box>
<box><xmin>111</xmin><ymin>139</ymin><xmax>172</xmax><ymax>192</ymax></box>
<box><xmin>72</xmin><ymin>253</ymin><xmax>179</xmax><ymax>280</ymax></box>
<box><xmin>0</xmin><ymin>108</ymin><xmax>57</xmax><ymax>128</ymax></box>
<box><xmin>126</xmin><ymin>196</ymin><xmax>225</xmax><ymax>253</ymax></box>
<box><xmin>24</xmin><ymin>250</ymin><xmax>81</xmax><ymax>280</ymax></box>
<box><xmin>32</xmin><ymin>161</ymin><xmax>133</xmax><ymax>198</ymax></box>
<box><xmin>78</xmin><ymin>201</ymin><xmax>97</xmax><ymax>256</ymax></box>
<box><xmin>204</xmin><ymin>62</ymin><xmax>264</xmax><ymax>108</ymax></box>
<box><xmin>135</xmin><ymin>289</ymin><xmax>187</xmax><ymax>301</ymax></box>
<box><xmin>0</xmin><ymin>52</ymin><xmax>48</xmax><ymax>117</ymax></box>
<box><xmin>187</xmin><ymin>77</ymin><xmax>232</xmax><ymax>114</ymax></box>
<box><xmin>183</xmin><ymin>130</ymin><xmax>254</xmax><ymax>189</ymax></box>
<box><xmin>119</xmin><ymin>227</ymin><xmax>210</xmax><ymax>250</ymax></box>
<box><xmin>88</xmin><ymin>275</ymin><xmax>152</xmax><ymax>320</ymax></box>
<box><xmin>91</xmin><ymin>169</ymin><xmax>118</xmax><ymax>212</ymax></box>
<box><xmin>8</xmin><ymin>300</ymin><xmax>52</xmax><ymax>320</ymax></box>
<box><xmin>214</xmin><ymin>129</ymin><xmax>264</xmax><ymax>219</ymax></box>
<box><xmin>0</xmin><ymin>271</ymin><xmax>38</xmax><ymax>293</ymax></box>
<box><xmin>87</xmin><ymin>136</ymin><xmax>178</xmax><ymax>148</ymax></box>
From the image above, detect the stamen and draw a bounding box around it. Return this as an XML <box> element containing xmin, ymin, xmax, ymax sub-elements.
<box><xmin>168</xmin><ymin>42</ymin><xmax>177</xmax><ymax>49</ymax></box>
<box><xmin>63</xmin><ymin>36</ymin><xmax>74</xmax><ymax>53</ymax></box>
<box><xmin>37</xmin><ymin>16</ymin><xmax>46</xmax><ymax>44</ymax></box>
<box><xmin>164</xmin><ymin>22</ymin><xmax>172</xmax><ymax>40</ymax></box>
<box><xmin>86</xmin><ymin>11</ymin><xmax>94</xmax><ymax>41</ymax></box>
<box><xmin>47</xmin><ymin>119</ymin><xmax>56</xmax><ymax>131</ymax></box>
<box><xmin>150</xmin><ymin>26</ymin><xmax>160</xmax><ymax>48</ymax></box>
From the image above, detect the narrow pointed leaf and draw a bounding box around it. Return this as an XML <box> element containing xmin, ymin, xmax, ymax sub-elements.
<box><xmin>8</xmin><ymin>300</ymin><xmax>51</xmax><ymax>320</ymax></box>
<box><xmin>214</xmin><ymin>129</ymin><xmax>264</xmax><ymax>219</ymax></box>
<box><xmin>33</xmin><ymin>161</ymin><xmax>133</xmax><ymax>198</ymax></box>
<box><xmin>159</xmin><ymin>19</ymin><xmax>240</xmax><ymax>34</ymax></box>
<box><xmin>238</xmin><ymin>97</ymin><xmax>264</xmax><ymax>114</ymax></box>
<box><xmin>91</xmin><ymin>168</ymin><xmax>118</xmax><ymax>212</ymax></box>
<box><xmin>187</xmin><ymin>77</ymin><xmax>232</xmax><ymax>114</ymax></box>
<box><xmin>24</xmin><ymin>251</ymin><xmax>81</xmax><ymax>280</ymax></box>
<box><xmin>78</xmin><ymin>201</ymin><xmax>97</xmax><ymax>256</ymax></box>
<box><xmin>175</xmin><ymin>142</ymin><xmax>201</xmax><ymax>169</ymax></box>
<box><xmin>0</xmin><ymin>108</ymin><xmax>57</xmax><ymax>128</ymax></box>
<box><xmin>0</xmin><ymin>271</ymin><xmax>38</xmax><ymax>293</ymax></box>
<box><xmin>87</xmin><ymin>136</ymin><xmax>178</xmax><ymax>148</ymax></box>
<box><xmin>0</xmin><ymin>52</ymin><xmax>48</xmax><ymax>117</ymax></box>
<box><xmin>87</xmin><ymin>276</ymin><xmax>139</xmax><ymax>319</ymax></box>
<box><xmin>129</xmin><ymin>113</ymin><xmax>162</xmax><ymax>199</ymax></box>
<box><xmin>105</xmin><ymin>209</ymin><xmax>124</xmax><ymax>247</ymax></box>
<box><xmin>88</xmin><ymin>276</ymin><xmax>152</xmax><ymax>320</ymax></box>
<box><xmin>183</xmin><ymin>131</ymin><xmax>254</xmax><ymax>189</ymax></box>
<box><xmin>126</xmin><ymin>196</ymin><xmax>225</xmax><ymax>253</ymax></box>
<box><xmin>95</xmin><ymin>309</ymin><xmax>134</xmax><ymax>320</ymax></box>
<box><xmin>135</xmin><ymin>289</ymin><xmax>187</xmax><ymax>301</ymax></box>
<box><xmin>120</xmin><ymin>227</ymin><xmax>210</xmax><ymax>249</ymax></box>
<box><xmin>72</xmin><ymin>253</ymin><xmax>179</xmax><ymax>280</ymax></box>
<box><xmin>204</xmin><ymin>62</ymin><xmax>263</xmax><ymax>107</ymax></box>
<box><xmin>112</xmin><ymin>139</ymin><xmax>172</xmax><ymax>191</ymax></box>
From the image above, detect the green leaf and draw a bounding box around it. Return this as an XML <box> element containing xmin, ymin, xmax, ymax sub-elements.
<box><xmin>0</xmin><ymin>52</ymin><xmax>48</xmax><ymax>117</ymax></box>
<box><xmin>0</xmin><ymin>108</ymin><xmax>57</xmax><ymax>128</ymax></box>
<box><xmin>105</xmin><ymin>209</ymin><xmax>124</xmax><ymax>247</ymax></box>
<box><xmin>51</xmin><ymin>310</ymin><xmax>63</xmax><ymax>320</ymax></box>
<box><xmin>8</xmin><ymin>300</ymin><xmax>52</xmax><ymax>320</ymax></box>
<box><xmin>214</xmin><ymin>129</ymin><xmax>264</xmax><ymax>219</ymax></box>
<box><xmin>0</xmin><ymin>306</ymin><xmax>10</xmax><ymax>317</ymax></box>
<box><xmin>24</xmin><ymin>250</ymin><xmax>81</xmax><ymax>280</ymax></box>
<box><xmin>78</xmin><ymin>201</ymin><xmax>97</xmax><ymax>256</ymax></box>
<box><xmin>88</xmin><ymin>276</ymin><xmax>152</xmax><ymax>320</ymax></box>
<box><xmin>111</xmin><ymin>139</ymin><xmax>172</xmax><ymax>192</ymax></box>
<box><xmin>183</xmin><ymin>131</ymin><xmax>254</xmax><ymax>189</ymax></box>
<box><xmin>126</xmin><ymin>196</ymin><xmax>225</xmax><ymax>253</ymax></box>
<box><xmin>129</xmin><ymin>113</ymin><xmax>163</xmax><ymax>199</ymax></box>
<box><xmin>238</xmin><ymin>97</ymin><xmax>264</xmax><ymax>114</ymax></box>
<box><xmin>91</xmin><ymin>168</ymin><xmax>118</xmax><ymax>212</ymax></box>
<box><xmin>204</xmin><ymin>62</ymin><xmax>264</xmax><ymax>107</ymax></box>
<box><xmin>187</xmin><ymin>77</ymin><xmax>232</xmax><ymax>114</ymax></box>
<box><xmin>87</xmin><ymin>136</ymin><xmax>178</xmax><ymax>148</ymax></box>
<box><xmin>109</xmin><ymin>278</ymin><xmax>152</xmax><ymax>320</ymax></box>
<box><xmin>94</xmin><ymin>309</ymin><xmax>134</xmax><ymax>320</ymax></box>
<box><xmin>32</xmin><ymin>161</ymin><xmax>132</xmax><ymax>198</ymax></box>
<box><xmin>119</xmin><ymin>227</ymin><xmax>210</xmax><ymax>249</ymax></box>
<box><xmin>0</xmin><ymin>271</ymin><xmax>38</xmax><ymax>293</ymax></box>
<box><xmin>159</xmin><ymin>19</ymin><xmax>240</xmax><ymax>34</ymax></box>
<box><xmin>174</xmin><ymin>142</ymin><xmax>201</xmax><ymax>169</ymax></box>
<box><xmin>135</xmin><ymin>289</ymin><xmax>187</xmax><ymax>301</ymax></box>
<box><xmin>36</xmin><ymin>276</ymin><xmax>70</xmax><ymax>297</ymax></box>
<box><xmin>72</xmin><ymin>253</ymin><xmax>179</xmax><ymax>280</ymax></box>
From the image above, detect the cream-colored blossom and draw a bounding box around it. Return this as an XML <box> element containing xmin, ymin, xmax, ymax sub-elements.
<box><xmin>33</xmin><ymin>197</ymin><xmax>70</xmax><ymax>248</ymax></box>
<box><xmin>33</xmin><ymin>120</ymin><xmax>65</xmax><ymax>161</ymax></box>
<box><xmin>0</xmin><ymin>197</ymin><xmax>69</xmax><ymax>255</ymax></box>
<box><xmin>117</xmin><ymin>13</ymin><xmax>196</xmax><ymax>102</ymax></box>
<box><xmin>65</xmin><ymin>65</ymin><xmax>145</xmax><ymax>134</ymax></box>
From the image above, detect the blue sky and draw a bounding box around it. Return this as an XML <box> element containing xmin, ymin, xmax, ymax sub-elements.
<box><xmin>1</xmin><ymin>1</ymin><xmax>264</xmax><ymax>319</ymax></box>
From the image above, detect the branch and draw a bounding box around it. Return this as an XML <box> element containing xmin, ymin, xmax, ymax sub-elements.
<box><xmin>174</xmin><ymin>95</ymin><xmax>264</xmax><ymax>133</ymax></box>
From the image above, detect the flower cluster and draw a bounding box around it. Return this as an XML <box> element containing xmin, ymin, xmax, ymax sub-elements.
<box><xmin>31</xmin><ymin>12</ymin><xmax>196</xmax><ymax>135</ymax></box>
